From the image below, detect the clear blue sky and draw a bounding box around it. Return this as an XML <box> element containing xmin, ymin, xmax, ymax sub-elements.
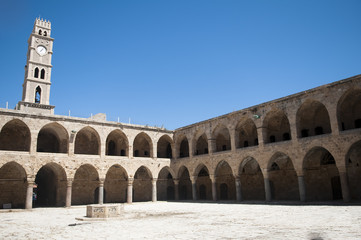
<box><xmin>0</xmin><ymin>0</ymin><xmax>360</xmax><ymax>130</ymax></box>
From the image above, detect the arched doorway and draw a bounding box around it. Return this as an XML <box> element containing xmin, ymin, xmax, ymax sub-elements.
<box><xmin>157</xmin><ymin>167</ymin><xmax>175</xmax><ymax>200</ymax></box>
<box><xmin>0</xmin><ymin>119</ymin><xmax>31</xmax><ymax>151</ymax></box>
<box><xmin>157</xmin><ymin>135</ymin><xmax>173</xmax><ymax>158</ymax></box>
<box><xmin>0</xmin><ymin>162</ymin><xmax>27</xmax><ymax>208</ymax></box>
<box><xmin>263</xmin><ymin>109</ymin><xmax>291</xmax><ymax>144</ymax></box>
<box><xmin>37</xmin><ymin>123</ymin><xmax>68</xmax><ymax>153</ymax></box>
<box><xmin>133</xmin><ymin>133</ymin><xmax>153</xmax><ymax>158</ymax></box>
<box><xmin>215</xmin><ymin>161</ymin><xmax>235</xmax><ymax>200</ymax></box>
<box><xmin>133</xmin><ymin>166</ymin><xmax>152</xmax><ymax>202</ymax></box>
<box><xmin>239</xmin><ymin>157</ymin><xmax>265</xmax><ymax>200</ymax></box>
<box><xmin>104</xmin><ymin>165</ymin><xmax>128</xmax><ymax>203</ymax></box>
<box><xmin>304</xmin><ymin>147</ymin><xmax>342</xmax><ymax>201</ymax></box>
<box><xmin>106</xmin><ymin>130</ymin><xmax>129</xmax><ymax>156</ymax></box>
<box><xmin>178</xmin><ymin>166</ymin><xmax>192</xmax><ymax>200</ymax></box>
<box><xmin>337</xmin><ymin>89</ymin><xmax>361</xmax><ymax>130</ymax></box>
<box><xmin>34</xmin><ymin>163</ymin><xmax>67</xmax><ymax>207</ymax></box>
<box><xmin>346</xmin><ymin>141</ymin><xmax>361</xmax><ymax>201</ymax></box>
<box><xmin>74</xmin><ymin>127</ymin><xmax>100</xmax><ymax>155</ymax></box>
<box><xmin>195</xmin><ymin>165</ymin><xmax>212</xmax><ymax>200</ymax></box>
<box><xmin>72</xmin><ymin>164</ymin><xmax>99</xmax><ymax>205</ymax></box>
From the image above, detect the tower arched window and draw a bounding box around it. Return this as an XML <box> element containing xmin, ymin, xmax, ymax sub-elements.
<box><xmin>38</xmin><ymin>29</ymin><xmax>42</xmax><ymax>35</ymax></box>
<box><xmin>44</xmin><ymin>31</ymin><xmax>47</xmax><ymax>36</ymax></box>
<box><xmin>40</xmin><ymin>69</ymin><xmax>45</xmax><ymax>79</ymax></box>
<box><xmin>34</xmin><ymin>68</ymin><xmax>39</xmax><ymax>78</ymax></box>
<box><xmin>35</xmin><ymin>86</ymin><xmax>41</xmax><ymax>103</ymax></box>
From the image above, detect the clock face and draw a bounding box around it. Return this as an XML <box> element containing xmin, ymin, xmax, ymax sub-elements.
<box><xmin>36</xmin><ymin>45</ymin><xmax>47</xmax><ymax>56</ymax></box>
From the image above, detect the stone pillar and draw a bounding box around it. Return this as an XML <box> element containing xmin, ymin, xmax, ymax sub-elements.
<box><xmin>297</xmin><ymin>176</ymin><xmax>306</xmax><ymax>202</ymax></box>
<box><xmin>174</xmin><ymin>179</ymin><xmax>179</xmax><ymax>200</ymax></box>
<box><xmin>66</xmin><ymin>179</ymin><xmax>73</xmax><ymax>207</ymax></box>
<box><xmin>153</xmin><ymin>142</ymin><xmax>157</xmax><ymax>158</ymax></box>
<box><xmin>339</xmin><ymin>171</ymin><xmax>350</xmax><ymax>203</ymax></box>
<box><xmin>256</xmin><ymin>127</ymin><xmax>266</xmax><ymax>147</ymax></box>
<box><xmin>127</xmin><ymin>178</ymin><xmax>134</xmax><ymax>203</ymax></box>
<box><xmin>188</xmin><ymin>139</ymin><xmax>194</xmax><ymax>159</ymax></box>
<box><xmin>129</xmin><ymin>145</ymin><xmax>133</xmax><ymax>158</ymax></box>
<box><xmin>190</xmin><ymin>176</ymin><xmax>197</xmax><ymax>201</ymax></box>
<box><xmin>152</xmin><ymin>178</ymin><xmax>157</xmax><ymax>202</ymax></box>
<box><xmin>229</xmin><ymin>127</ymin><xmax>236</xmax><ymax>152</ymax></box>
<box><xmin>210</xmin><ymin>175</ymin><xmax>217</xmax><ymax>201</ymax></box>
<box><xmin>25</xmin><ymin>180</ymin><xmax>34</xmax><ymax>209</ymax></box>
<box><xmin>263</xmin><ymin>171</ymin><xmax>271</xmax><ymax>202</ymax></box>
<box><xmin>98</xmin><ymin>180</ymin><xmax>104</xmax><ymax>204</ymax></box>
<box><xmin>208</xmin><ymin>139</ymin><xmax>216</xmax><ymax>154</ymax></box>
<box><xmin>235</xmin><ymin>176</ymin><xmax>242</xmax><ymax>202</ymax></box>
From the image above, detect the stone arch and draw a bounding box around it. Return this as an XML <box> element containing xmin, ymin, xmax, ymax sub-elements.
<box><xmin>263</xmin><ymin>109</ymin><xmax>291</xmax><ymax>144</ymax></box>
<box><xmin>303</xmin><ymin>147</ymin><xmax>342</xmax><ymax>201</ymax></box>
<box><xmin>297</xmin><ymin>100</ymin><xmax>331</xmax><ymax>138</ymax></box>
<box><xmin>178</xmin><ymin>166</ymin><xmax>192</xmax><ymax>200</ymax></box>
<box><xmin>72</xmin><ymin>164</ymin><xmax>99</xmax><ymax>205</ymax></box>
<box><xmin>239</xmin><ymin>157</ymin><xmax>265</xmax><ymax>200</ymax></box>
<box><xmin>106</xmin><ymin>130</ymin><xmax>129</xmax><ymax>156</ymax></box>
<box><xmin>0</xmin><ymin>161</ymin><xmax>27</xmax><ymax>208</ymax></box>
<box><xmin>177</xmin><ymin>135</ymin><xmax>189</xmax><ymax>158</ymax></box>
<box><xmin>37</xmin><ymin>122</ymin><xmax>69</xmax><ymax>153</ymax></box>
<box><xmin>194</xmin><ymin>164</ymin><xmax>212</xmax><ymax>200</ymax></box>
<box><xmin>215</xmin><ymin>161</ymin><xmax>235</xmax><ymax>200</ymax></box>
<box><xmin>212</xmin><ymin>124</ymin><xmax>231</xmax><ymax>152</ymax></box>
<box><xmin>194</xmin><ymin>130</ymin><xmax>209</xmax><ymax>156</ymax></box>
<box><xmin>133</xmin><ymin>166</ymin><xmax>152</xmax><ymax>202</ymax></box>
<box><xmin>74</xmin><ymin>127</ymin><xmax>100</xmax><ymax>155</ymax></box>
<box><xmin>267</xmin><ymin>152</ymin><xmax>299</xmax><ymax>200</ymax></box>
<box><xmin>104</xmin><ymin>164</ymin><xmax>128</xmax><ymax>203</ymax></box>
<box><xmin>337</xmin><ymin>88</ymin><xmax>361</xmax><ymax>131</ymax></box>
<box><xmin>346</xmin><ymin>140</ymin><xmax>361</xmax><ymax>201</ymax></box>
<box><xmin>157</xmin><ymin>167</ymin><xmax>175</xmax><ymax>200</ymax></box>
<box><xmin>0</xmin><ymin>119</ymin><xmax>31</xmax><ymax>152</ymax></box>
<box><xmin>236</xmin><ymin>118</ymin><xmax>258</xmax><ymax>148</ymax></box>
<box><xmin>133</xmin><ymin>132</ymin><xmax>153</xmax><ymax>158</ymax></box>
<box><xmin>34</xmin><ymin>162</ymin><xmax>67</xmax><ymax>207</ymax></box>
<box><xmin>157</xmin><ymin>135</ymin><xmax>173</xmax><ymax>158</ymax></box>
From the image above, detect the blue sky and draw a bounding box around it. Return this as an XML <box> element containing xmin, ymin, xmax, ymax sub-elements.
<box><xmin>0</xmin><ymin>0</ymin><xmax>360</xmax><ymax>130</ymax></box>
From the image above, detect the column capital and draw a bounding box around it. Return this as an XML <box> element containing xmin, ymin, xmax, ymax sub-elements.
<box><xmin>190</xmin><ymin>176</ymin><xmax>197</xmax><ymax>183</ymax></box>
<box><xmin>209</xmin><ymin>174</ymin><xmax>217</xmax><ymax>182</ymax></box>
<box><xmin>152</xmin><ymin>178</ymin><xmax>158</xmax><ymax>184</ymax></box>
<box><xmin>173</xmin><ymin>179</ymin><xmax>180</xmax><ymax>185</ymax></box>
<box><xmin>128</xmin><ymin>177</ymin><xmax>134</xmax><ymax>185</ymax></box>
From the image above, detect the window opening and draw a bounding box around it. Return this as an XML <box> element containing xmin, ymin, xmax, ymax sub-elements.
<box><xmin>301</xmin><ymin>129</ymin><xmax>309</xmax><ymax>138</ymax></box>
<box><xmin>38</xmin><ymin>29</ymin><xmax>42</xmax><ymax>35</ymax></box>
<box><xmin>35</xmin><ymin>86</ymin><xmax>41</xmax><ymax>103</ymax></box>
<box><xmin>270</xmin><ymin>135</ymin><xmax>276</xmax><ymax>143</ymax></box>
<box><xmin>40</xmin><ymin>69</ymin><xmax>45</xmax><ymax>79</ymax></box>
<box><xmin>34</xmin><ymin>68</ymin><xmax>39</xmax><ymax>78</ymax></box>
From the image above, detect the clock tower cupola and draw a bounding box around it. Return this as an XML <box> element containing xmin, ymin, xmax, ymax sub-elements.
<box><xmin>18</xmin><ymin>18</ymin><xmax>55</xmax><ymax>114</ymax></box>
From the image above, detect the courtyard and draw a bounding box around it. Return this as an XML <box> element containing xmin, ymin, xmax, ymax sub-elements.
<box><xmin>0</xmin><ymin>202</ymin><xmax>360</xmax><ymax>239</ymax></box>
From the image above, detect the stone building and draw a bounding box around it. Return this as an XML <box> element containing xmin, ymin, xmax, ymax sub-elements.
<box><xmin>0</xmin><ymin>19</ymin><xmax>360</xmax><ymax>209</ymax></box>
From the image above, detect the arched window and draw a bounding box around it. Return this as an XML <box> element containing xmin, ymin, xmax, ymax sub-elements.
<box><xmin>44</xmin><ymin>31</ymin><xmax>47</xmax><ymax>36</ymax></box>
<box><xmin>40</xmin><ymin>69</ymin><xmax>45</xmax><ymax>79</ymax></box>
<box><xmin>34</xmin><ymin>68</ymin><xmax>39</xmax><ymax>78</ymax></box>
<box><xmin>38</xmin><ymin>29</ymin><xmax>42</xmax><ymax>35</ymax></box>
<box><xmin>35</xmin><ymin>86</ymin><xmax>41</xmax><ymax>103</ymax></box>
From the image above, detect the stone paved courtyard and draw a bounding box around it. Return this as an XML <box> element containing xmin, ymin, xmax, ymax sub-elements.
<box><xmin>0</xmin><ymin>202</ymin><xmax>360</xmax><ymax>239</ymax></box>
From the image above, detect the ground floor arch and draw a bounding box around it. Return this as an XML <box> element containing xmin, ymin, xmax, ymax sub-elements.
<box><xmin>104</xmin><ymin>165</ymin><xmax>128</xmax><ymax>203</ymax></box>
<box><xmin>303</xmin><ymin>147</ymin><xmax>342</xmax><ymax>201</ymax></box>
<box><xmin>133</xmin><ymin>166</ymin><xmax>152</xmax><ymax>202</ymax></box>
<box><xmin>195</xmin><ymin>165</ymin><xmax>212</xmax><ymax>200</ymax></box>
<box><xmin>346</xmin><ymin>140</ymin><xmax>361</xmax><ymax>201</ymax></box>
<box><xmin>239</xmin><ymin>157</ymin><xmax>265</xmax><ymax>200</ymax></box>
<box><xmin>215</xmin><ymin>161</ymin><xmax>235</xmax><ymax>200</ymax></box>
<box><xmin>178</xmin><ymin>166</ymin><xmax>192</xmax><ymax>200</ymax></box>
<box><xmin>0</xmin><ymin>162</ymin><xmax>27</xmax><ymax>208</ymax></box>
<box><xmin>157</xmin><ymin>167</ymin><xmax>175</xmax><ymax>200</ymax></box>
<box><xmin>72</xmin><ymin>164</ymin><xmax>99</xmax><ymax>205</ymax></box>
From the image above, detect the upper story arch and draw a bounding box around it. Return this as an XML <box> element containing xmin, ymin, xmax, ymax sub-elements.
<box><xmin>235</xmin><ymin>118</ymin><xmax>258</xmax><ymax>148</ymax></box>
<box><xmin>133</xmin><ymin>132</ymin><xmax>153</xmax><ymax>158</ymax></box>
<box><xmin>37</xmin><ymin>122</ymin><xmax>69</xmax><ymax>153</ymax></box>
<box><xmin>193</xmin><ymin>129</ymin><xmax>209</xmax><ymax>156</ymax></box>
<box><xmin>263</xmin><ymin>109</ymin><xmax>291</xmax><ymax>144</ymax></box>
<box><xmin>212</xmin><ymin>124</ymin><xmax>231</xmax><ymax>152</ymax></box>
<box><xmin>337</xmin><ymin>88</ymin><xmax>361</xmax><ymax>131</ymax></box>
<box><xmin>0</xmin><ymin>119</ymin><xmax>31</xmax><ymax>152</ymax></box>
<box><xmin>296</xmin><ymin>99</ymin><xmax>331</xmax><ymax>138</ymax></box>
<box><xmin>157</xmin><ymin>134</ymin><xmax>173</xmax><ymax>158</ymax></box>
<box><xmin>176</xmin><ymin>134</ymin><xmax>190</xmax><ymax>158</ymax></box>
<box><xmin>74</xmin><ymin>126</ymin><xmax>101</xmax><ymax>155</ymax></box>
<box><xmin>106</xmin><ymin>129</ymin><xmax>129</xmax><ymax>156</ymax></box>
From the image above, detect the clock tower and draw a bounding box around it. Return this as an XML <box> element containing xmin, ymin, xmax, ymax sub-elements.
<box><xmin>18</xmin><ymin>18</ymin><xmax>55</xmax><ymax>114</ymax></box>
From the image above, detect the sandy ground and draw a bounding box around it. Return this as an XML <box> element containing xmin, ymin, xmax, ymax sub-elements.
<box><xmin>0</xmin><ymin>202</ymin><xmax>361</xmax><ymax>239</ymax></box>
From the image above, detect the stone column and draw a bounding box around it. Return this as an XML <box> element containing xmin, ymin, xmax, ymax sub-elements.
<box><xmin>152</xmin><ymin>178</ymin><xmax>157</xmax><ymax>202</ymax></box>
<box><xmin>339</xmin><ymin>171</ymin><xmax>350</xmax><ymax>203</ymax></box>
<box><xmin>208</xmin><ymin>139</ymin><xmax>216</xmax><ymax>154</ymax></box>
<box><xmin>174</xmin><ymin>179</ymin><xmax>179</xmax><ymax>200</ymax></box>
<box><xmin>190</xmin><ymin>176</ymin><xmax>197</xmax><ymax>201</ymax></box>
<box><xmin>98</xmin><ymin>180</ymin><xmax>104</xmax><ymax>204</ymax></box>
<box><xmin>127</xmin><ymin>178</ymin><xmax>134</xmax><ymax>203</ymax></box>
<box><xmin>65</xmin><ymin>179</ymin><xmax>73</xmax><ymax>207</ymax></box>
<box><xmin>210</xmin><ymin>175</ymin><xmax>217</xmax><ymax>201</ymax></box>
<box><xmin>297</xmin><ymin>176</ymin><xmax>306</xmax><ymax>202</ymax></box>
<box><xmin>25</xmin><ymin>180</ymin><xmax>34</xmax><ymax>209</ymax></box>
<box><xmin>229</xmin><ymin>127</ymin><xmax>236</xmax><ymax>152</ymax></box>
<box><xmin>235</xmin><ymin>176</ymin><xmax>242</xmax><ymax>202</ymax></box>
<box><xmin>263</xmin><ymin>171</ymin><xmax>272</xmax><ymax>202</ymax></box>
